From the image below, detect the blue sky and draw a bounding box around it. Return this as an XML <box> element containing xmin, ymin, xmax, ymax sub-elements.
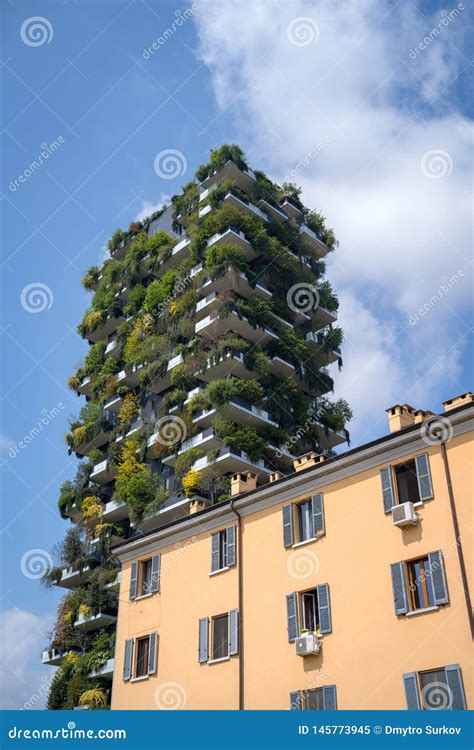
<box><xmin>1</xmin><ymin>0</ymin><xmax>472</xmax><ymax>709</ymax></box>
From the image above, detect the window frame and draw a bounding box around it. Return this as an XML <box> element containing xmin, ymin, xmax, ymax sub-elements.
<box><xmin>135</xmin><ymin>635</ymin><xmax>150</xmax><ymax>679</ymax></box>
<box><xmin>301</xmin><ymin>590</ymin><xmax>318</xmax><ymax>632</ymax></box>
<box><xmin>393</xmin><ymin>458</ymin><xmax>421</xmax><ymax>506</ymax></box>
<box><xmin>295</xmin><ymin>499</ymin><xmax>314</xmax><ymax>543</ymax></box>
<box><xmin>406</xmin><ymin>555</ymin><xmax>435</xmax><ymax>612</ymax></box>
<box><xmin>211</xmin><ymin>613</ymin><xmax>229</xmax><ymax>661</ymax></box>
<box><xmin>139</xmin><ymin>558</ymin><xmax>153</xmax><ymax>597</ymax></box>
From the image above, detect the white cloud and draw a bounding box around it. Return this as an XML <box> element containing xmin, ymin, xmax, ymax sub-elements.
<box><xmin>194</xmin><ymin>0</ymin><xmax>472</xmax><ymax>442</ymax></box>
<box><xmin>0</xmin><ymin>608</ymin><xmax>52</xmax><ymax>709</ymax></box>
<box><xmin>134</xmin><ymin>194</ymin><xmax>171</xmax><ymax>222</ymax></box>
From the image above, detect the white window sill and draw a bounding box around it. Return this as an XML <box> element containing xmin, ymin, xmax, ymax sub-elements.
<box><xmin>134</xmin><ymin>592</ymin><xmax>154</xmax><ymax>601</ymax></box>
<box><xmin>406</xmin><ymin>606</ymin><xmax>439</xmax><ymax>617</ymax></box>
<box><xmin>208</xmin><ymin>656</ymin><xmax>230</xmax><ymax>665</ymax></box>
<box><xmin>209</xmin><ymin>566</ymin><xmax>230</xmax><ymax>577</ymax></box>
<box><xmin>292</xmin><ymin>537</ymin><xmax>317</xmax><ymax>549</ymax></box>
<box><xmin>130</xmin><ymin>675</ymin><xmax>150</xmax><ymax>683</ymax></box>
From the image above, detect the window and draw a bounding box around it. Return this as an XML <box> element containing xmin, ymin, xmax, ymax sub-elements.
<box><xmin>286</xmin><ymin>584</ymin><xmax>332</xmax><ymax>641</ymax></box>
<box><xmin>297</xmin><ymin>500</ymin><xmax>313</xmax><ymax>542</ymax></box>
<box><xmin>290</xmin><ymin>685</ymin><xmax>337</xmax><ymax>710</ymax></box>
<box><xmin>282</xmin><ymin>494</ymin><xmax>325</xmax><ymax>548</ymax></box>
<box><xmin>210</xmin><ymin>525</ymin><xmax>235</xmax><ymax>572</ymax></box>
<box><xmin>380</xmin><ymin>453</ymin><xmax>433</xmax><ymax>513</ymax></box>
<box><xmin>129</xmin><ymin>555</ymin><xmax>161</xmax><ymax>600</ymax></box>
<box><xmin>212</xmin><ymin>614</ymin><xmax>229</xmax><ymax>660</ymax></box>
<box><xmin>403</xmin><ymin>665</ymin><xmax>467</xmax><ymax>710</ymax></box>
<box><xmin>140</xmin><ymin>559</ymin><xmax>152</xmax><ymax>596</ymax></box>
<box><xmin>390</xmin><ymin>550</ymin><xmax>449</xmax><ymax>616</ymax></box>
<box><xmin>394</xmin><ymin>460</ymin><xmax>420</xmax><ymax>504</ymax></box>
<box><xmin>407</xmin><ymin>556</ymin><xmax>435</xmax><ymax>611</ymax></box>
<box><xmin>135</xmin><ymin>637</ymin><xmax>150</xmax><ymax>678</ymax></box>
<box><xmin>198</xmin><ymin>610</ymin><xmax>239</xmax><ymax>663</ymax></box>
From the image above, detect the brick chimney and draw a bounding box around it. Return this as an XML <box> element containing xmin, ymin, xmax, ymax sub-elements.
<box><xmin>189</xmin><ymin>498</ymin><xmax>207</xmax><ymax>515</ymax></box>
<box><xmin>443</xmin><ymin>392</ymin><xmax>473</xmax><ymax>412</ymax></box>
<box><xmin>414</xmin><ymin>408</ymin><xmax>436</xmax><ymax>425</ymax></box>
<box><xmin>386</xmin><ymin>404</ymin><xmax>417</xmax><ymax>433</ymax></box>
<box><xmin>292</xmin><ymin>452</ymin><xmax>325</xmax><ymax>473</ymax></box>
<box><xmin>230</xmin><ymin>471</ymin><xmax>257</xmax><ymax>497</ymax></box>
<box><xmin>269</xmin><ymin>471</ymin><xmax>285</xmax><ymax>483</ymax></box>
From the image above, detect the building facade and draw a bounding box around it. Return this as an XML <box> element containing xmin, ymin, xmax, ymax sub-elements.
<box><xmin>111</xmin><ymin>394</ymin><xmax>473</xmax><ymax>710</ymax></box>
<box><xmin>42</xmin><ymin>145</ymin><xmax>350</xmax><ymax>710</ymax></box>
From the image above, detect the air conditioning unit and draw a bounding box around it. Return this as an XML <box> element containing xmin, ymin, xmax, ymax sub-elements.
<box><xmin>392</xmin><ymin>501</ymin><xmax>418</xmax><ymax>528</ymax></box>
<box><xmin>295</xmin><ymin>634</ymin><xmax>321</xmax><ymax>657</ymax></box>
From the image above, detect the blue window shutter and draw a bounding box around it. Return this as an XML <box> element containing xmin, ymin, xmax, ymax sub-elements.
<box><xmin>129</xmin><ymin>561</ymin><xmax>138</xmax><ymax>601</ymax></box>
<box><xmin>123</xmin><ymin>639</ymin><xmax>133</xmax><ymax>681</ymax></box>
<box><xmin>444</xmin><ymin>664</ymin><xmax>467</xmax><ymax>710</ymax></box>
<box><xmin>403</xmin><ymin>672</ymin><xmax>421</xmax><ymax>709</ymax></box>
<box><xmin>290</xmin><ymin>691</ymin><xmax>302</xmax><ymax>710</ymax></box>
<box><xmin>323</xmin><ymin>685</ymin><xmax>337</xmax><ymax>710</ymax></box>
<box><xmin>415</xmin><ymin>453</ymin><xmax>433</xmax><ymax>501</ymax></box>
<box><xmin>317</xmin><ymin>583</ymin><xmax>332</xmax><ymax>634</ymax></box>
<box><xmin>150</xmin><ymin>554</ymin><xmax>161</xmax><ymax>593</ymax></box>
<box><xmin>211</xmin><ymin>532</ymin><xmax>220</xmax><ymax>572</ymax></box>
<box><xmin>228</xmin><ymin>609</ymin><xmax>239</xmax><ymax>655</ymax></box>
<box><xmin>148</xmin><ymin>632</ymin><xmax>158</xmax><ymax>675</ymax></box>
<box><xmin>282</xmin><ymin>504</ymin><xmax>294</xmax><ymax>548</ymax></box>
<box><xmin>198</xmin><ymin>617</ymin><xmax>209</xmax><ymax>663</ymax></box>
<box><xmin>286</xmin><ymin>592</ymin><xmax>299</xmax><ymax>642</ymax></box>
<box><xmin>390</xmin><ymin>561</ymin><xmax>409</xmax><ymax>614</ymax></box>
<box><xmin>311</xmin><ymin>493</ymin><xmax>325</xmax><ymax>535</ymax></box>
<box><xmin>428</xmin><ymin>550</ymin><xmax>449</xmax><ymax>605</ymax></box>
<box><xmin>380</xmin><ymin>467</ymin><xmax>395</xmax><ymax>513</ymax></box>
<box><xmin>226</xmin><ymin>525</ymin><xmax>236</xmax><ymax>567</ymax></box>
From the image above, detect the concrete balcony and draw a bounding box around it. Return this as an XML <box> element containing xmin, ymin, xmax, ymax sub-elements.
<box><xmin>42</xmin><ymin>648</ymin><xmax>79</xmax><ymax>667</ymax></box>
<box><xmin>198</xmin><ymin>204</ymin><xmax>213</xmax><ymax>220</ymax></box>
<box><xmin>90</xmin><ymin>459</ymin><xmax>116</xmax><ymax>485</ymax></box>
<box><xmin>270</xmin><ymin>356</ymin><xmax>296</xmax><ymax>377</ymax></box>
<box><xmin>111</xmin><ymin>239</ymin><xmax>128</xmax><ymax>260</ymax></box>
<box><xmin>56</xmin><ymin>564</ymin><xmax>92</xmax><ymax>590</ymax></box>
<box><xmin>89</xmin><ymin>658</ymin><xmax>114</xmax><ymax>680</ymax></box>
<box><xmin>192</xmin><ymin>398</ymin><xmax>278</xmax><ymax>431</ymax></box>
<box><xmin>195</xmin><ymin>292</ymin><xmax>221</xmax><ymax>322</ymax></box>
<box><xmin>148</xmin><ymin>353</ymin><xmax>185</xmax><ymax>394</ymax></box>
<box><xmin>200</xmin><ymin>160</ymin><xmax>256</xmax><ymax>193</ymax></box>
<box><xmin>305</xmin><ymin>332</ymin><xmax>341</xmax><ymax>364</ymax></box>
<box><xmin>221</xmin><ymin>192</ymin><xmax>268</xmax><ymax>222</ymax></box>
<box><xmin>137</xmin><ymin>494</ymin><xmax>209</xmax><ymax>533</ymax></box>
<box><xmin>102</xmin><ymin>499</ymin><xmax>128</xmax><ymax>523</ymax></box>
<box><xmin>197</xmin><ymin>268</ymin><xmax>272</xmax><ymax>301</ymax></box>
<box><xmin>280</xmin><ymin>198</ymin><xmax>303</xmax><ymax>220</ymax></box>
<box><xmin>258</xmin><ymin>199</ymin><xmax>288</xmax><ymax>223</ymax></box>
<box><xmin>299</xmin><ymin>224</ymin><xmax>330</xmax><ymax>258</ymax></box>
<box><xmin>104</xmin><ymin>339</ymin><xmax>120</xmax><ymax>359</ymax></box>
<box><xmin>155</xmin><ymin>236</ymin><xmax>191</xmax><ymax>277</ymax></box>
<box><xmin>191</xmin><ymin>446</ymin><xmax>272</xmax><ymax>480</ymax></box>
<box><xmin>115</xmin><ymin>284</ymin><xmax>131</xmax><ymax>303</ymax></box>
<box><xmin>195</xmin><ymin>351</ymin><xmax>253</xmax><ymax>382</ymax></box>
<box><xmin>114</xmin><ymin>363</ymin><xmax>144</xmax><ymax>390</ymax></box>
<box><xmin>75</xmin><ymin>610</ymin><xmax>117</xmax><ymax>631</ymax></box>
<box><xmin>195</xmin><ymin>310</ymin><xmax>279</xmax><ymax>345</ymax></box>
<box><xmin>206</xmin><ymin>228</ymin><xmax>258</xmax><ymax>261</ymax></box>
<box><xmin>292</xmin><ymin>304</ymin><xmax>338</xmax><ymax>329</ymax></box>
<box><xmin>162</xmin><ymin>427</ymin><xmax>221</xmax><ymax>467</ymax></box>
<box><xmin>77</xmin><ymin>375</ymin><xmax>93</xmax><ymax>397</ymax></box>
<box><xmin>87</xmin><ymin>314</ymin><xmax>122</xmax><ymax>343</ymax></box>
<box><xmin>104</xmin><ymin>395</ymin><xmax>122</xmax><ymax>414</ymax></box>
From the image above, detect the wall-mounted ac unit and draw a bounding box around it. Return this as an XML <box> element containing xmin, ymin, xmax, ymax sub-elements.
<box><xmin>392</xmin><ymin>501</ymin><xmax>418</xmax><ymax>528</ymax></box>
<box><xmin>295</xmin><ymin>634</ymin><xmax>321</xmax><ymax>657</ymax></box>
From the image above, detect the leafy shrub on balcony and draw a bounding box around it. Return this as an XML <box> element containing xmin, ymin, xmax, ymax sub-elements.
<box><xmin>317</xmin><ymin>280</ymin><xmax>339</xmax><ymax>312</ymax></box>
<box><xmin>114</xmin><ymin>437</ymin><xmax>161</xmax><ymax>521</ymax></box>
<box><xmin>174</xmin><ymin>447</ymin><xmax>205</xmax><ymax>478</ymax></box>
<box><xmin>91</xmin><ymin>358</ymin><xmax>119</xmax><ymax>400</ymax></box>
<box><xmin>303</xmin><ymin>209</ymin><xmax>338</xmax><ymax>249</ymax></box>
<box><xmin>195</xmin><ymin>144</ymin><xmax>248</xmax><ymax>182</ymax></box>
<box><xmin>182</xmin><ymin>469</ymin><xmax>202</xmax><ymax>497</ymax></box>
<box><xmin>82</xmin><ymin>266</ymin><xmax>100</xmax><ymax>290</ymax></box>
<box><xmin>212</xmin><ymin>416</ymin><xmax>266</xmax><ymax>462</ymax></box>
<box><xmin>318</xmin><ymin>398</ymin><xmax>352</xmax><ymax>432</ymax></box>
<box><xmin>205</xmin><ymin>243</ymin><xmax>249</xmax><ymax>280</ymax></box>
<box><xmin>123</xmin><ymin>283</ymin><xmax>145</xmax><ymax>317</ymax></box>
<box><xmin>78</xmin><ymin>309</ymin><xmax>105</xmax><ymax>337</ymax></box>
<box><xmin>84</xmin><ymin>343</ymin><xmax>106</xmax><ymax>376</ymax></box>
<box><xmin>107</xmin><ymin>228</ymin><xmax>126</xmax><ymax>255</ymax></box>
<box><xmin>172</xmin><ymin>181</ymin><xmax>200</xmax><ymax>220</ymax></box>
<box><xmin>66</xmin><ymin>402</ymin><xmax>108</xmax><ymax>452</ymax></box>
<box><xmin>278</xmin><ymin>182</ymin><xmax>304</xmax><ymax>210</ymax></box>
<box><xmin>79</xmin><ymin>686</ymin><xmax>108</xmax><ymax>709</ymax></box>
<box><xmin>117</xmin><ymin>393</ymin><xmax>139</xmax><ymax>429</ymax></box>
<box><xmin>68</xmin><ymin>375</ymin><xmax>82</xmax><ymax>393</ymax></box>
<box><xmin>199</xmin><ymin>378</ymin><xmax>264</xmax><ymax>411</ymax></box>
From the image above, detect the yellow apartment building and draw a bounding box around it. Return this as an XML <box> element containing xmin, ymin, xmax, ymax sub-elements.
<box><xmin>110</xmin><ymin>392</ymin><xmax>473</xmax><ymax>710</ymax></box>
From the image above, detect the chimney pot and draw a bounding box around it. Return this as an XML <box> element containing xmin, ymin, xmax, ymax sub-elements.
<box><xmin>230</xmin><ymin>471</ymin><xmax>257</xmax><ymax>497</ymax></box>
<box><xmin>386</xmin><ymin>404</ymin><xmax>417</xmax><ymax>433</ymax></box>
<box><xmin>269</xmin><ymin>471</ymin><xmax>285</xmax><ymax>483</ymax></box>
<box><xmin>443</xmin><ymin>392</ymin><xmax>473</xmax><ymax>412</ymax></box>
<box><xmin>292</xmin><ymin>451</ymin><xmax>325</xmax><ymax>473</ymax></box>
